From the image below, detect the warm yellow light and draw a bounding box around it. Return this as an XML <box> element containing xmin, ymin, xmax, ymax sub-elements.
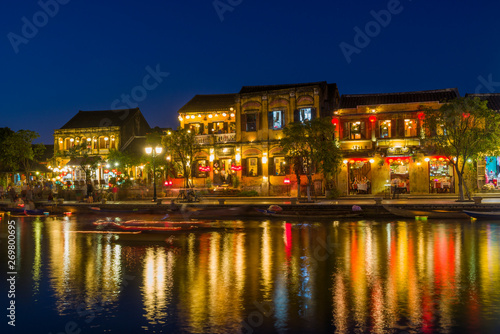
<box><xmin>209</xmin><ymin>154</ymin><xmax>214</xmax><ymax>162</ymax></box>
<box><xmin>424</xmin><ymin>157</ymin><xmax>430</xmax><ymax>162</ymax></box>
<box><xmin>208</xmin><ymin>114</ymin><xmax>213</xmax><ymax>118</ymax></box>
<box><xmin>185</xmin><ymin>115</ymin><xmax>190</xmax><ymax>119</ymax></box>
<box><xmin>262</xmin><ymin>156</ymin><xmax>267</xmax><ymax>164</ymax></box>
<box><xmin>155</xmin><ymin>146</ymin><xmax>162</xmax><ymax>154</ymax></box>
<box><xmin>198</xmin><ymin>114</ymin><xmax>201</xmax><ymax>118</ymax></box>
<box><xmin>230</xmin><ymin>113</ymin><xmax>235</xmax><ymax>117</ymax></box>
<box><xmin>235</xmin><ymin>153</ymin><xmax>241</xmax><ymax>162</ymax></box>
<box><xmin>178</xmin><ymin>115</ymin><xmax>183</xmax><ymax>121</ymax></box>
<box><xmin>86</xmin><ymin>138</ymin><xmax>91</xmax><ymax>142</ymax></box>
<box><xmin>145</xmin><ymin>147</ymin><xmax>153</xmax><ymax>154</ymax></box>
<box><xmin>166</xmin><ymin>155</ymin><xmax>171</xmax><ymax>161</ymax></box>
<box><xmin>343</xmin><ymin>160</ymin><xmax>348</xmax><ymax>164</ymax></box>
<box><xmin>104</xmin><ymin>137</ymin><xmax>109</xmax><ymax>141</ymax></box>
<box><xmin>369</xmin><ymin>159</ymin><xmax>375</xmax><ymax>164</ymax></box>
<box><xmin>70</xmin><ymin>138</ymin><xmax>74</xmax><ymax>142</ymax></box>
<box><xmin>222</xmin><ymin>113</ymin><xmax>227</xmax><ymax>117</ymax></box>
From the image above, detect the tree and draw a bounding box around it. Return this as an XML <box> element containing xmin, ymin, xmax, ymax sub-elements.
<box><xmin>0</xmin><ymin>127</ymin><xmax>15</xmax><ymax>185</ymax></box>
<box><xmin>423</xmin><ymin>97</ymin><xmax>500</xmax><ymax>201</ymax></box>
<box><xmin>280</xmin><ymin>118</ymin><xmax>342</xmax><ymax>201</ymax></box>
<box><xmin>162</xmin><ymin>128</ymin><xmax>201</xmax><ymax>188</ymax></box>
<box><xmin>2</xmin><ymin>129</ymin><xmax>45</xmax><ymax>184</ymax></box>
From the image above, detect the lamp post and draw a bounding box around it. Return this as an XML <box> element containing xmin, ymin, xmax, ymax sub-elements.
<box><xmin>145</xmin><ymin>145</ymin><xmax>163</xmax><ymax>202</ymax></box>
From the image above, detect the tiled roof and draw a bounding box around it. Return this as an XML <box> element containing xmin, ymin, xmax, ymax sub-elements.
<box><xmin>60</xmin><ymin>108</ymin><xmax>141</xmax><ymax>129</ymax></box>
<box><xmin>178</xmin><ymin>94</ymin><xmax>237</xmax><ymax>113</ymax></box>
<box><xmin>340</xmin><ymin>88</ymin><xmax>459</xmax><ymax>109</ymax></box>
<box><xmin>239</xmin><ymin>82</ymin><xmax>328</xmax><ymax>94</ymax></box>
<box><xmin>465</xmin><ymin>93</ymin><xmax>500</xmax><ymax>111</ymax></box>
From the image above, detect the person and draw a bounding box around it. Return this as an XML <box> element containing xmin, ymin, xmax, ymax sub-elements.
<box><xmin>26</xmin><ymin>185</ymin><xmax>33</xmax><ymax>202</ymax></box>
<box><xmin>9</xmin><ymin>186</ymin><xmax>16</xmax><ymax>203</ymax></box>
<box><xmin>112</xmin><ymin>185</ymin><xmax>118</xmax><ymax>201</ymax></box>
<box><xmin>86</xmin><ymin>181</ymin><xmax>94</xmax><ymax>203</ymax></box>
<box><xmin>391</xmin><ymin>177</ymin><xmax>400</xmax><ymax>199</ymax></box>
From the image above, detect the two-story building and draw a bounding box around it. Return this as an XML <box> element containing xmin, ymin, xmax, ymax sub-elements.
<box><xmin>335</xmin><ymin>88</ymin><xmax>460</xmax><ymax>196</ymax></box>
<box><xmin>177</xmin><ymin>82</ymin><xmax>339</xmax><ymax>195</ymax></box>
<box><xmin>53</xmin><ymin>108</ymin><xmax>150</xmax><ymax>185</ymax></box>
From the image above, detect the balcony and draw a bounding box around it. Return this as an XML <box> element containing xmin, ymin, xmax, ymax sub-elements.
<box><xmin>215</xmin><ymin>133</ymin><xmax>235</xmax><ymax>143</ymax></box>
<box><xmin>195</xmin><ymin>135</ymin><xmax>211</xmax><ymax>145</ymax></box>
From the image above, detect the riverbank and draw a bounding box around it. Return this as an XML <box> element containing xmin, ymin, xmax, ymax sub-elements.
<box><xmin>3</xmin><ymin>194</ymin><xmax>500</xmax><ymax>218</ymax></box>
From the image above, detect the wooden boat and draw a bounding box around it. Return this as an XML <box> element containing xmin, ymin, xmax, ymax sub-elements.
<box><xmin>89</xmin><ymin>206</ymin><xmax>152</xmax><ymax>214</ymax></box>
<box><xmin>1</xmin><ymin>207</ymin><xmax>45</xmax><ymax>216</ymax></box>
<box><xmin>383</xmin><ymin>205</ymin><xmax>469</xmax><ymax>219</ymax></box>
<box><xmin>463</xmin><ymin>210</ymin><xmax>500</xmax><ymax>219</ymax></box>
<box><xmin>166</xmin><ymin>206</ymin><xmax>253</xmax><ymax>219</ymax></box>
<box><xmin>254</xmin><ymin>208</ymin><xmax>360</xmax><ymax>219</ymax></box>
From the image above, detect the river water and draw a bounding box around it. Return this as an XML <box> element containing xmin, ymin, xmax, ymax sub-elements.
<box><xmin>1</xmin><ymin>214</ymin><xmax>500</xmax><ymax>333</ymax></box>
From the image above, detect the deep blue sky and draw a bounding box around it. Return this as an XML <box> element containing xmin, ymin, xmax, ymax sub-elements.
<box><xmin>2</xmin><ymin>0</ymin><xmax>500</xmax><ymax>144</ymax></box>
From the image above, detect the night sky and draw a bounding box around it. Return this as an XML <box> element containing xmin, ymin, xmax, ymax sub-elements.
<box><xmin>2</xmin><ymin>0</ymin><xmax>499</xmax><ymax>144</ymax></box>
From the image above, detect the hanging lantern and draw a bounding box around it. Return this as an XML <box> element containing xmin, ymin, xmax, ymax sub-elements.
<box><xmin>283</xmin><ymin>177</ymin><xmax>291</xmax><ymax>185</ymax></box>
<box><xmin>368</xmin><ymin>115</ymin><xmax>377</xmax><ymax>123</ymax></box>
<box><xmin>331</xmin><ymin>117</ymin><xmax>339</xmax><ymax>126</ymax></box>
<box><xmin>417</xmin><ymin>112</ymin><xmax>425</xmax><ymax>120</ymax></box>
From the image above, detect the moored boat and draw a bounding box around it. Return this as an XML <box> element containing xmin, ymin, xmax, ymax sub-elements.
<box><xmin>463</xmin><ymin>210</ymin><xmax>500</xmax><ymax>219</ymax></box>
<box><xmin>383</xmin><ymin>205</ymin><xmax>469</xmax><ymax>219</ymax></box>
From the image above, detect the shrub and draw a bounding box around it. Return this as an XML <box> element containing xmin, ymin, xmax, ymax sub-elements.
<box><xmin>237</xmin><ymin>190</ymin><xmax>259</xmax><ymax>197</ymax></box>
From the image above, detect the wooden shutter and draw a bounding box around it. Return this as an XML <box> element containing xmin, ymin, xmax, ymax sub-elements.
<box><xmin>343</xmin><ymin>121</ymin><xmax>349</xmax><ymax>139</ymax></box>
<box><xmin>375</xmin><ymin>121</ymin><xmax>380</xmax><ymax>138</ymax></box>
<box><xmin>257</xmin><ymin>158</ymin><xmax>262</xmax><ymax>176</ymax></box>
<box><xmin>398</xmin><ymin>119</ymin><xmax>405</xmax><ymax>137</ymax></box>
<box><xmin>241</xmin><ymin>158</ymin><xmax>247</xmax><ymax>176</ymax></box>
<box><xmin>268</xmin><ymin>157</ymin><xmax>275</xmax><ymax>175</ymax></box>
<box><xmin>310</xmin><ymin>108</ymin><xmax>317</xmax><ymax>120</ymax></box>
<box><xmin>268</xmin><ymin>112</ymin><xmax>274</xmax><ymax>129</ymax></box>
<box><xmin>241</xmin><ymin>114</ymin><xmax>246</xmax><ymax>132</ymax></box>
<box><xmin>391</xmin><ymin>120</ymin><xmax>397</xmax><ymax>137</ymax></box>
<box><xmin>360</xmin><ymin>121</ymin><xmax>366</xmax><ymax>139</ymax></box>
<box><xmin>294</xmin><ymin>109</ymin><xmax>300</xmax><ymax>122</ymax></box>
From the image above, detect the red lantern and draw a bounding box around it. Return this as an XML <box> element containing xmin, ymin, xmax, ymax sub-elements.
<box><xmin>368</xmin><ymin>115</ymin><xmax>377</xmax><ymax>123</ymax></box>
<box><xmin>283</xmin><ymin>177</ymin><xmax>291</xmax><ymax>185</ymax></box>
<box><xmin>462</xmin><ymin>112</ymin><xmax>470</xmax><ymax>119</ymax></box>
<box><xmin>331</xmin><ymin>117</ymin><xmax>339</xmax><ymax>126</ymax></box>
<box><xmin>104</xmin><ymin>169</ymin><xmax>109</xmax><ymax>173</ymax></box>
<box><xmin>231</xmin><ymin>165</ymin><xmax>242</xmax><ymax>171</ymax></box>
<box><xmin>112</xmin><ymin>169</ymin><xmax>117</xmax><ymax>173</ymax></box>
<box><xmin>417</xmin><ymin>112</ymin><xmax>425</xmax><ymax>120</ymax></box>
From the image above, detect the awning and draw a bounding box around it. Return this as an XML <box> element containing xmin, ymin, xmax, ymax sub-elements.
<box><xmin>65</xmin><ymin>156</ymin><xmax>101</xmax><ymax>167</ymax></box>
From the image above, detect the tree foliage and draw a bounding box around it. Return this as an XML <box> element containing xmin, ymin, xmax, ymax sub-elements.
<box><xmin>2</xmin><ymin>129</ymin><xmax>45</xmax><ymax>183</ymax></box>
<box><xmin>280</xmin><ymin>118</ymin><xmax>342</xmax><ymax>200</ymax></box>
<box><xmin>162</xmin><ymin>128</ymin><xmax>201</xmax><ymax>188</ymax></box>
<box><xmin>423</xmin><ymin>97</ymin><xmax>500</xmax><ymax>200</ymax></box>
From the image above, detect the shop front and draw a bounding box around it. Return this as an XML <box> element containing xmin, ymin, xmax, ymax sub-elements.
<box><xmin>485</xmin><ymin>156</ymin><xmax>500</xmax><ymax>188</ymax></box>
<box><xmin>428</xmin><ymin>156</ymin><xmax>454</xmax><ymax>193</ymax></box>
<box><xmin>387</xmin><ymin>157</ymin><xmax>410</xmax><ymax>195</ymax></box>
<box><xmin>347</xmin><ymin>158</ymin><xmax>372</xmax><ymax>194</ymax></box>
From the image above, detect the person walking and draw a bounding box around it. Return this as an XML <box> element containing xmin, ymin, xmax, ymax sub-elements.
<box><xmin>112</xmin><ymin>185</ymin><xmax>118</xmax><ymax>202</ymax></box>
<box><xmin>8</xmin><ymin>186</ymin><xmax>17</xmax><ymax>203</ymax></box>
<box><xmin>86</xmin><ymin>181</ymin><xmax>94</xmax><ymax>203</ymax></box>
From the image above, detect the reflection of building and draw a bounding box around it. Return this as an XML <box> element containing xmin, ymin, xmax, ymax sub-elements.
<box><xmin>53</xmin><ymin>108</ymin><xmax>150</xmax><ymax>185</ymax></box>
<box><xmin>177</xmin><ymin>82</ymin><xmax>339</xmax><ymax>195</ymax></box>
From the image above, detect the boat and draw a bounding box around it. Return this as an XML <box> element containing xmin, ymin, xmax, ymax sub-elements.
<box><xmin>94</xmin><ymin>219</ymin><xmax>215</xmax><ymax>232</ymax></box>
<box><xmin>463</xmin><ymin>210</ymin><xmax>500</xmax><ymax>219</ymax></box>
<box><xmin>1</xmin><ymin>207</ymin><xmax>46</xmax><ymax>216</ymax></box>
<box><xmin>89</xmin><ymin>207</ymin><xmax>152</xmax><ymax>214</ymax></box>
<box><xmin>383</xmin><ymin>205</ymin><xmax>469</xmax><ymax>219</ymax></box>
<box><xmin>254</xmin><ymin>208</ymin><xmax>360</xmax><ymax>219</ymax></box>
<box><xmin>166</xmin><ymin>205</ymin><xmax>254</xmax><ymax>219</ymax></box>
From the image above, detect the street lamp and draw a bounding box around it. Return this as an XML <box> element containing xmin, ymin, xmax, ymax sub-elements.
<box><xmin>145</xmin><ymin>145</ymin><xmax>163</xmax><ymax>202</ymax></box>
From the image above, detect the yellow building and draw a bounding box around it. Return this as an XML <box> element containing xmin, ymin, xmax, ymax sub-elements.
<box><xmin>178</xmin><ymin>82</ymin><xmax>339</xmax><ymax>195</ymax></box>
<box><xmin>53</xmin><ymin>108</ymin><xmax>151</xmax><ymax>185</ymax></box>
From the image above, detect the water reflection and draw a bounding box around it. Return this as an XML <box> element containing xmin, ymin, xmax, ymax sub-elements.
<box><xmin>7</xmin><ymin>216</ymin><xmax>500</xmax><ymax>333</ymax></box>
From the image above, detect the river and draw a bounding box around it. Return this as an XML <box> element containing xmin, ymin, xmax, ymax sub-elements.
<box><xmin>1</xmin><ymin>214</ymin><xmax>500</xmax><ymax>333</ymax></box>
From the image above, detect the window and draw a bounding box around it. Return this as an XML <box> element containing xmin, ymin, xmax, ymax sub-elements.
<box><xmin>299</xmin><ymin>108</ymin><xmax>312</xmax><ymax>122</ymax></box>
<box><xmin>246</xmin><ymin>114</ymin><xmax>257</xmax><ymax>132</ymax></box>
<box><xmin>404</xmin><ymin>119</ymin><xmax>417</xmax><ymax>137</ymax></box>
<box><xmin>379</xmin><ymin>120</ymin><xmax>391</xmax><ymax>138</ymax></box>
<box><xmin>274</xmin><ymin>157</ymin><xmax>286</xmax><ymax>176</ymax></box>
<box><xmin>269</xmin><ymin>110</ymin><xmax>284</xmax><ymax>129</ymax></box>
<box><xmin>348</xmin><ymin>121</ymin><xmax>365</xmax><ymax>139</ymax></box>
<box><xmin>247</xmin><ymin>158</ymin><xmax>258</xmax><ymax>176</ymax></box>
<box><xmin>185</xmin><ymin>123</ymin><xmax>205</xmax><ymax>135</ymax></box>
<box><xmin>196</xmin><ymin>160</ymin><xmax>209</xmax><ymax>178</ymax></box>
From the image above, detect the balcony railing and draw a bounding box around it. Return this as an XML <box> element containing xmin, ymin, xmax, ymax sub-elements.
<box><xmin>195</xmin><ymin>135</ymin><xmax>211</xmax><ymax>145</ymax></box>
<box><xmin>215</xmin><ymin>133</ymin><xmax>236</xmax><ymax>143</ymax></box>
